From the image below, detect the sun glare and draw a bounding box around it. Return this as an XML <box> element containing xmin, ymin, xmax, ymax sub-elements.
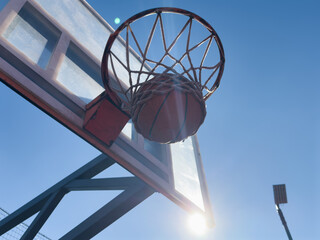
<box><xmin>187</xmin><ymin>213</ymin><xmax>208</xmax><ymax>236</ymax></box>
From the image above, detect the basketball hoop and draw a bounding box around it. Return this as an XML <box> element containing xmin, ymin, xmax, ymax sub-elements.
<box><xmin>101</xmin><ymin>7</ymin><xmax>225</xmax><ymax>143</ymax></box>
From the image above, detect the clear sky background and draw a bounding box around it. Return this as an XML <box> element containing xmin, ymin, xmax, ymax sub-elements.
<box><xmin>1</xmin><ymin>0</ymin><xmax>319</xmax><ymax>239</ymax></box>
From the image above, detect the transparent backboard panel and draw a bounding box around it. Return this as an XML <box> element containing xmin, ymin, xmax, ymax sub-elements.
<box><xmin>144</xmin><ymin>139</ymin><xmax>166</xmax><ymax>163</ymax></box>
<box><xmin>0</xmin><ymin>0</ymin><xmax>9</xmax><ymax>12</ymax></box>
<box><xmin>171</xmin><ymin>136</ymin><xmax>205</xmax><ymax>210</ymax></box>
<box><xmin>56</xmin><ymin>42</ymin><xmax>104</xmax><ymax>104</ymax></box>
<box><xmin>121</xmin><ymin>122</ymin><xmax>133</xmax><ymax>140</ymax></box>
<box><xmin>34</xmin><ymin>0</ymin><xmax>109</xmax><ymax>61</ymax></box>
<box><xmin>2</xmin><ymin>3</ymin><xmax>60</xmax><ymax>69</ymax></box>
<box><xmin>34</xmin><ymin>0</ymin><xmax>149</xmax><ymax>102</ymax></box>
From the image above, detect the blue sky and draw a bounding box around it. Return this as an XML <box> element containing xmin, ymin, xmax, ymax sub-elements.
<box><xmin>1</xmin><ymin>0</ymin><xmax>319</xmax><ymax>239</ymax></box>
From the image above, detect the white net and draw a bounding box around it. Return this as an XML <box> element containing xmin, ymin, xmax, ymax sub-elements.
<box><xmin>0</xmin><ymin>208</ymin><xmax>51</xmax><ymax>240</ymax></box>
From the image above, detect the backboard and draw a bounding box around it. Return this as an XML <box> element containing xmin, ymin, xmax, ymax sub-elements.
<box><xmin>0</xmin><ymin>0</ymin><xmax>213</xmax><ymax>224</ymax></box>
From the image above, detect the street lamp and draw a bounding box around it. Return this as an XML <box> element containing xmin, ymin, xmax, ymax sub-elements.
<box><xmin>273</xmin><ymin>184</ymin><xmax>293</xmax><ymax>240</ymax></box>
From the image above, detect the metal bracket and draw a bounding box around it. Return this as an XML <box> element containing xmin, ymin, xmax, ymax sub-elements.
<box><xmin>0</xmin><ymin>154</ymin><xmax>155</xmax><ymax>239</ymax></box>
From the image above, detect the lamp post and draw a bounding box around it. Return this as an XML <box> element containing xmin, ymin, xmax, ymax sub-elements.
<box><xmin>273</xmin><ymin>184</ymin><xmax>293</xmax><ymax>240</ymax></box>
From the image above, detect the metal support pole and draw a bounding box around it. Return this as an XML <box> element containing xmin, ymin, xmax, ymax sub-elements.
<box><xmin>276</xmin><ymin>204</ymin><xmax>293</xmax><ymax>240</ymax></box>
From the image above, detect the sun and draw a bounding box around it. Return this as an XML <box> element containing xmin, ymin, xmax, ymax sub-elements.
<box><xmin>187</xmin><ymin>213</ymin><xmax>208</xmax><ymax>236</ymax></box>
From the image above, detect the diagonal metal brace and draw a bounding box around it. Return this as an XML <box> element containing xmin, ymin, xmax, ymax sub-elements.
<box><xmin>21</xmin><ymin>190</ymin><xmax>66</xmax><ymax>240</ymax></box>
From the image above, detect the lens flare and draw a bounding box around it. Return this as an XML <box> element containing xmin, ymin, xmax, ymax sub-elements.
<box><xmin>187</xmin><ymin>213</ymin><xmax>208</xmax><ymax>236</ymax></box>
<box><xmin>114</xmin><ymin>17</ymin><xmax>120</xmax><ymax>24</ymax></box>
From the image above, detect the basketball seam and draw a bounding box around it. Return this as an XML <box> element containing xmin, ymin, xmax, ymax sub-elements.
<box><xmin>172</xmin><ymin>92</ymin><xmax>188</xmax><ymax>143</ymax></box>
<box><xmin>148</xmin><ymin>91</ymin><xmax>172</xmax><ymax>139</ymax></box>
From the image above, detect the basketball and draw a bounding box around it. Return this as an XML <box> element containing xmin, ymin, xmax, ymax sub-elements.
<box><xmin>131</xmin><ymin>74</ymin><xmax>206</xmax><ymax>143</ymax></box>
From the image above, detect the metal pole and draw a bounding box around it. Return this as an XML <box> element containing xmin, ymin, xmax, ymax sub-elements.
<box><xmin>276</xmin><ymin>204</ymin><xmax>293</xmax><ymax>240</ymax></box>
